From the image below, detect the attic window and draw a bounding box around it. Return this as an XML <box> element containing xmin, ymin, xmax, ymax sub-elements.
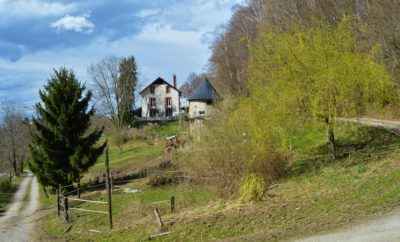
<box><xmin>166</xmin><ymin>86</ymin><xmax>171</xmax><ymax>93</ymax></box>
<box><xmin>150</xmin><ymin>85</ymin><xmax>155</xmax><ymax>94</ymax></box>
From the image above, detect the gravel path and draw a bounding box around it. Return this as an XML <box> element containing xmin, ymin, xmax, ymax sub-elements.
<box><xmin>295</xmin><ymin>209</ymin><xmax>400</xmax><ymax>242</ymax></box>
<box><xmin>0</xmin><ymin>174</ymin><xmax>40</xmax><ymax>242</ymax></box>
<box><xmin>337</xmin><ymin>117</ymin><xmax>400</xmax><ymax>134</ymax></box>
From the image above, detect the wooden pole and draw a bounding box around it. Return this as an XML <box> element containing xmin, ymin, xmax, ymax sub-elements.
<box><xmin>170</xmin><ymin>196</ymin><xmax>175</xmax><ymax>213</ymax></box>
<box><xmin>77</xmin><ymin>177</ymin><xmax>81</xmax><ymax>198</ymax></box>
<box><xmin>105</xmin><ymin>147</ymin><xmax>113</xmax><ymax>229</ymax></box>
<box><xmin>153</xmin><ymin>208</ymin><xmax>164</xmax><ymax>232</ymax></box>
<box><xmin>110</xmin><ymin>174</ymin><xmax>113</xmax><ymax>191</ymax></box>
<box><xmin>64</xmin><ymin>196</ymin><xmax>69</xmax><ymax>223</ymax></box>
<box><xmin>57</xmin><ymin>184</ymin><xmax>61</xmax><ymax>217</ymax></box>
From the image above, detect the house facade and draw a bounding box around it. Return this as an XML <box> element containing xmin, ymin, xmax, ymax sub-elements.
<box><xmin>140</xmin><ymin>76</ymin><xmax>181</xmax><ymax>120</ymax></box>
<box><xmin>187</xmin><ymin>79</ymin><xmax>219</xmax><ymax>119</ymax></box>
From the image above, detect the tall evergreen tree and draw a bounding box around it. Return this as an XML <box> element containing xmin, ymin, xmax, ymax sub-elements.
<box><xmin>117</xmin><ymin>56</ymin><xmax>138</xmax><ymax>127</ymax></box>
<box><xmin>29</xmin><ymin>68</ymin><xmax>107</xmax><ymax>189</ymax></box>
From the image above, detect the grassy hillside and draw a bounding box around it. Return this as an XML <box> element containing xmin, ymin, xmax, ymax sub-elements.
<box><xmin>84</xmin><ymin>122</ymin><xmax>182</xmax><ymax>181</ymax></box>
<box><xmin>36</xmin><ymin>122</ymin><xmax>400</xmax><ymax>241</ymax></box>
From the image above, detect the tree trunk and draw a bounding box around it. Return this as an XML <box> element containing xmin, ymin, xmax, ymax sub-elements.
<box><xmin>12</xmin><ymin>160</ymin><xmax>17</xmax><ymax>177</ymax></box>
<box><xmin>8</xmin><ymin>172</ymin><xmax>12</xmax><ymax>184</ymax></box>
<box><xmin>326</xmin><ymin>118</ymin><xmax>336</xmax><ymax>159</ymax></box>
<box><xmin>20</xmin><ymin>160</ymin><xmax>24</xmax><ymax>175</ymax></box>
<box><xmin>12</xmin><ymin>146</ymin><xmax>19</xmax><ymax>177</ymax></box>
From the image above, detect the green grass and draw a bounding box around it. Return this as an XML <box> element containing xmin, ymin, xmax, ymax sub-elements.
<box><xmin>37</xmin><ymin>122</ymin><xmax>400</xmax><ymax>241</ymax></box>
<box><xmin>86</xmin><ymin>122</ymin><xmax>181</xmax><ymax>178</ymax></box>
<box><xmin>37</xmin><ymin>182</ymin><xmax>216</xmax><ymax>242</ymax></box>
<box><xmin>151</xmin><ymin>121</ymin><xmax>182</xmax><ymax>138</ymax></box>
<box><xmin>87</xmin><ymin>140</ymin><xmax>163</xmax><ymax>177</ymax></box>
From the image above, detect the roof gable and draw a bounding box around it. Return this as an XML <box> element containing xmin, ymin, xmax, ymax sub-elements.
<box><xmin>187</xmin><ymin>79</ymin><xmax>219</xmax><ymax>101</ymax></box>
<box><xmin>140</xmin><ymin>77</ymin><xmax>181</xmax><ymax>95</ymax></box>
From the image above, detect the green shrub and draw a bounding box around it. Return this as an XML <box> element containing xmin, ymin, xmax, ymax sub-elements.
<box><xmin>181</xmin><ymin>98</ymin><xmax>287</xmax><ymax>198</ymax></box>
<box><xmin>239</xmin><ymin>174</ymin><xmax>266</xmax><ymax>202</ymax></box>
<box><xmin>147</xmin><ymin>174</ymin><xmax>179</xmax><ymax>187</ymax></box>
<box><xmin>0</xmin><ymin>178</ymin><xmax>14</xmax><ymax>193</ymax></box>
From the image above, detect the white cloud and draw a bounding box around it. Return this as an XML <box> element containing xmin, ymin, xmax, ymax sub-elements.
<box><xmin>148</xmin><ymin>0</ymin><xmax>242</xmax><ymax>32</ymax></box>
<box><xmin>136</xmin><ymin>8</ymin><xmax>161</xmax><ymax>18</ymax></box>
<box><xmin>51</xmin><ymin>15</ymin><xmax>95</xmax><ymax>33</ymax></box>
<box><xmin>0</xmin><ymin>0</ymin><xmax>75</xmax><ymax>18</ymax></box>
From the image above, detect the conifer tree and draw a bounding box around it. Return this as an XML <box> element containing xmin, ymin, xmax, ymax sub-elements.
<box><xmin>29</xmin><ymin>68</ymin><xmax>106</xmax><ymax>189</ymax></box>
<box><xmin>118</xmin><ymin>56</ymin><xmax>138</xmax><ymax>127</ymax></box>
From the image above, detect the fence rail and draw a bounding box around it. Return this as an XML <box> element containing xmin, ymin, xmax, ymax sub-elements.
<box><xmin>55</xmin><ymin>140</ymin><xmax>180</xmax><ymax>235</ymax></box>
<box><xmin>57</xmin><ymin>147</ymin><xmax>113</xmax><ymax>229</ymax></box>
<box><xmin>68</xmin><ymin>197</ymin><xmax>108</xmax><ymax>205</ymax></box>
<box><xmin>69</xmin><ymin>208</ymin><xmax>108</xmax><ymax>215</ymax></box>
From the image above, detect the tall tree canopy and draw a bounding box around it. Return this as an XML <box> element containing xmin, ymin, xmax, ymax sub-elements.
<box><xmin>247</xmin><ymin>18</ymin><xmax>398</xmax><ymax>158</ymax></box>
<box><xmin>89</xmin><ymin>56</ymin><xmax>138</xmax><ymax>128</ymax></box>
<box><xmin>29</xmin><ymin>68</ymin><xmax>106</xmax><ymax>189</ymax></box>
<box><xmin>118</xmin><ymin>56</ymin><xmax>138</xmax><ymax>126</ymax></box>
<box><xmin>0</xmin><ymin>102</ymin><xmax>30</xmax><ymax>177</ymax></box>
<box><xmin>210</xmin><ymin>0</ymin><xmax>400</xmax><ymax>96</ymax></box>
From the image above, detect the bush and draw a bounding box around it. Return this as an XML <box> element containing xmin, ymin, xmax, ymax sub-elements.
<box><xmin>181</xmin><ymin>98</ymin><xmax>287</xmax><ymax>198</ymax></box>
<box><xmin>239</xmin><ymin>174</ymin><xmax>266</xmax><ymax>202</ymax></box>
<box><xmin>147</xmin><ymin>174</ymin><xmax>179</xmax><ymax>187</ymax></box>
<box><xmin>0</xmin><ymin>178</ymin><xmax>14</xmax><ymax>193</ymax></box>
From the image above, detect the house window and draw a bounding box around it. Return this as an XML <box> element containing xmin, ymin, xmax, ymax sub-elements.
<box><xmin>165</xmin><ymin>97</ymin><xmax>173</xmax><ymax>117</ymax></box>
<box><xmin>149</xmin><ymin>97</ymin><xmax>156</xmax><ymax>117</ymax></box>
<box><xmin>165</xmin><ymin>97</ymin><xmax>172</xmax><ymax>107</ymax></box>
<box><xmin>150</xmin><ymin>85</ymin><xmax>155</xmax><ymax>94</ymax></box>
<box><xmin>166</xmin><ymin>86</ymin><xmax>171</xmax><ymax>93</ymax></box>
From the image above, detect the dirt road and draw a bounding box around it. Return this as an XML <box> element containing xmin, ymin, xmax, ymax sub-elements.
<box><xmin>338</xmin><ymin>117</ymin><xmax>400</xmax><ymax>134</ymax></box>
<box><xmin>295</xmin><ymin>209</ymin><xmax>400</xmax><ymax>242</ymax></box>
<box><xmin>0</xmin><ymin>174</ymin><xmax>39</xmax><ymax>242</ymax></box>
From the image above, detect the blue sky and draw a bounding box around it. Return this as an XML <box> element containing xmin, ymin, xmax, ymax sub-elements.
<box><xmin>0</xmin><ymin>0</ymin><xmax>243</xmax><ymax>110</ymax></box>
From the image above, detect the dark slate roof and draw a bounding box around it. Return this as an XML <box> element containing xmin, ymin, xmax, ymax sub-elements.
<box><xmin>187</xmin><ymin>79</ymin><xmax>219</xmax><ymax>101</ymax></box>
<box><xmin>139</xmin><ymin>77</ymin><xmax>181</xmax><ymax>95</ymax></box>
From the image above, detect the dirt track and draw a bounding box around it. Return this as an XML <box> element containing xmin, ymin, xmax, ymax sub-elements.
<box><xmin>0</xmin><ymin>174</ymin><xmax>39</xmax><ymax>242</ymax></box>
<box><xmin>337</xmin><ymin>117</ymin><xmax>400</xmax><ymax>134</ymax></box>
<box><xmin>295</xmin><ymin>208</ymin><xmax>400</xmax><ymax>242</ymax></box>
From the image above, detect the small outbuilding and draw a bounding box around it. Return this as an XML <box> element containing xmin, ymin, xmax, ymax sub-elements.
<box><xmin>187</xmin><ymin>79</ymin><xmax>219</xmax><ymax>119</ymax></box>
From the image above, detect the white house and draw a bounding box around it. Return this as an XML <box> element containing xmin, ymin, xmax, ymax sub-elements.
<box><xmin>140</xmin><ymin>76</ymin><xmax>181</xmax><ymax>120</ymax></box>
<box><xmin>187</xmin><ymin>79</ymin><xmax>219</xmax><ymax>119</ymax></box>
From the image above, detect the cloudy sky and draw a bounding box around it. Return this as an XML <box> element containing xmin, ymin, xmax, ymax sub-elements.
<box><xmin>0</xmin><ymin>0</ymin><xmax>243</xmax><ymax>110</ymax></box>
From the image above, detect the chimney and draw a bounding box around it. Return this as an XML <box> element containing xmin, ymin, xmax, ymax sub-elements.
<box><xmin>173</xmin><ymin>74</ymin><xmax>177</xmax><ymax>88</ymax></box>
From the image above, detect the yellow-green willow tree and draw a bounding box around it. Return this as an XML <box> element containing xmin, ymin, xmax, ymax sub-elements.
<box><xmin>247</xmin><ymin>18</ymin><xmax>398</xmax><ymax>158</ymax></box>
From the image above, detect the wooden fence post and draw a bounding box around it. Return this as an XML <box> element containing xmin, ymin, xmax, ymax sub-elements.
<box><xmin>57</xmin><ymin>184</ymin><xmax>61</xmax><ymax>217</ymax></box>
<box><xmin>77</xmin><ymin>178</ymin><xmax>81</xmax><ymax>198</ymax></box>
<box><xmin>105</xmin><ymin>147</ymin><xmax>113</xmax><ymax>229</ymax></box>
<box><xmin>64</xmin><ymin>196</ymin><xmax>69</xmax><ymax>223</ymax></box>
<box><xmin>170</xmin><ymin>196</ymin><xmax>175</xmax><ymax>213</ymax></box>
<box><xmin>153</xmin><ymin>208</ymin><xmax>164</xmax><ymax>232</ymax></box>
<box><xmin>110</xmin><ymin>174</ymin><xmax>113</xmax><ymax>191</ymax></box>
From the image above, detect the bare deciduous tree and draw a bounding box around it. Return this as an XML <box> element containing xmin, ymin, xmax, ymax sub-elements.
<box><xmin>89</xmin><ymin>57</ymin><xmax>120</xmax><ymax>125</ymax></box>
<box><xmin>89</xmin><ymin>56</ymin><xmax>138</xmax><ymax>128</ymax></box>
<box><xmin>0</xmin><ymin>102</ymin><xmax>31</xmax><ymax>177</ymax></box>
<box><xmin>180</xmin><ymin>73</ymin><xmax>208</xmax><ymax>97</ymax></box>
